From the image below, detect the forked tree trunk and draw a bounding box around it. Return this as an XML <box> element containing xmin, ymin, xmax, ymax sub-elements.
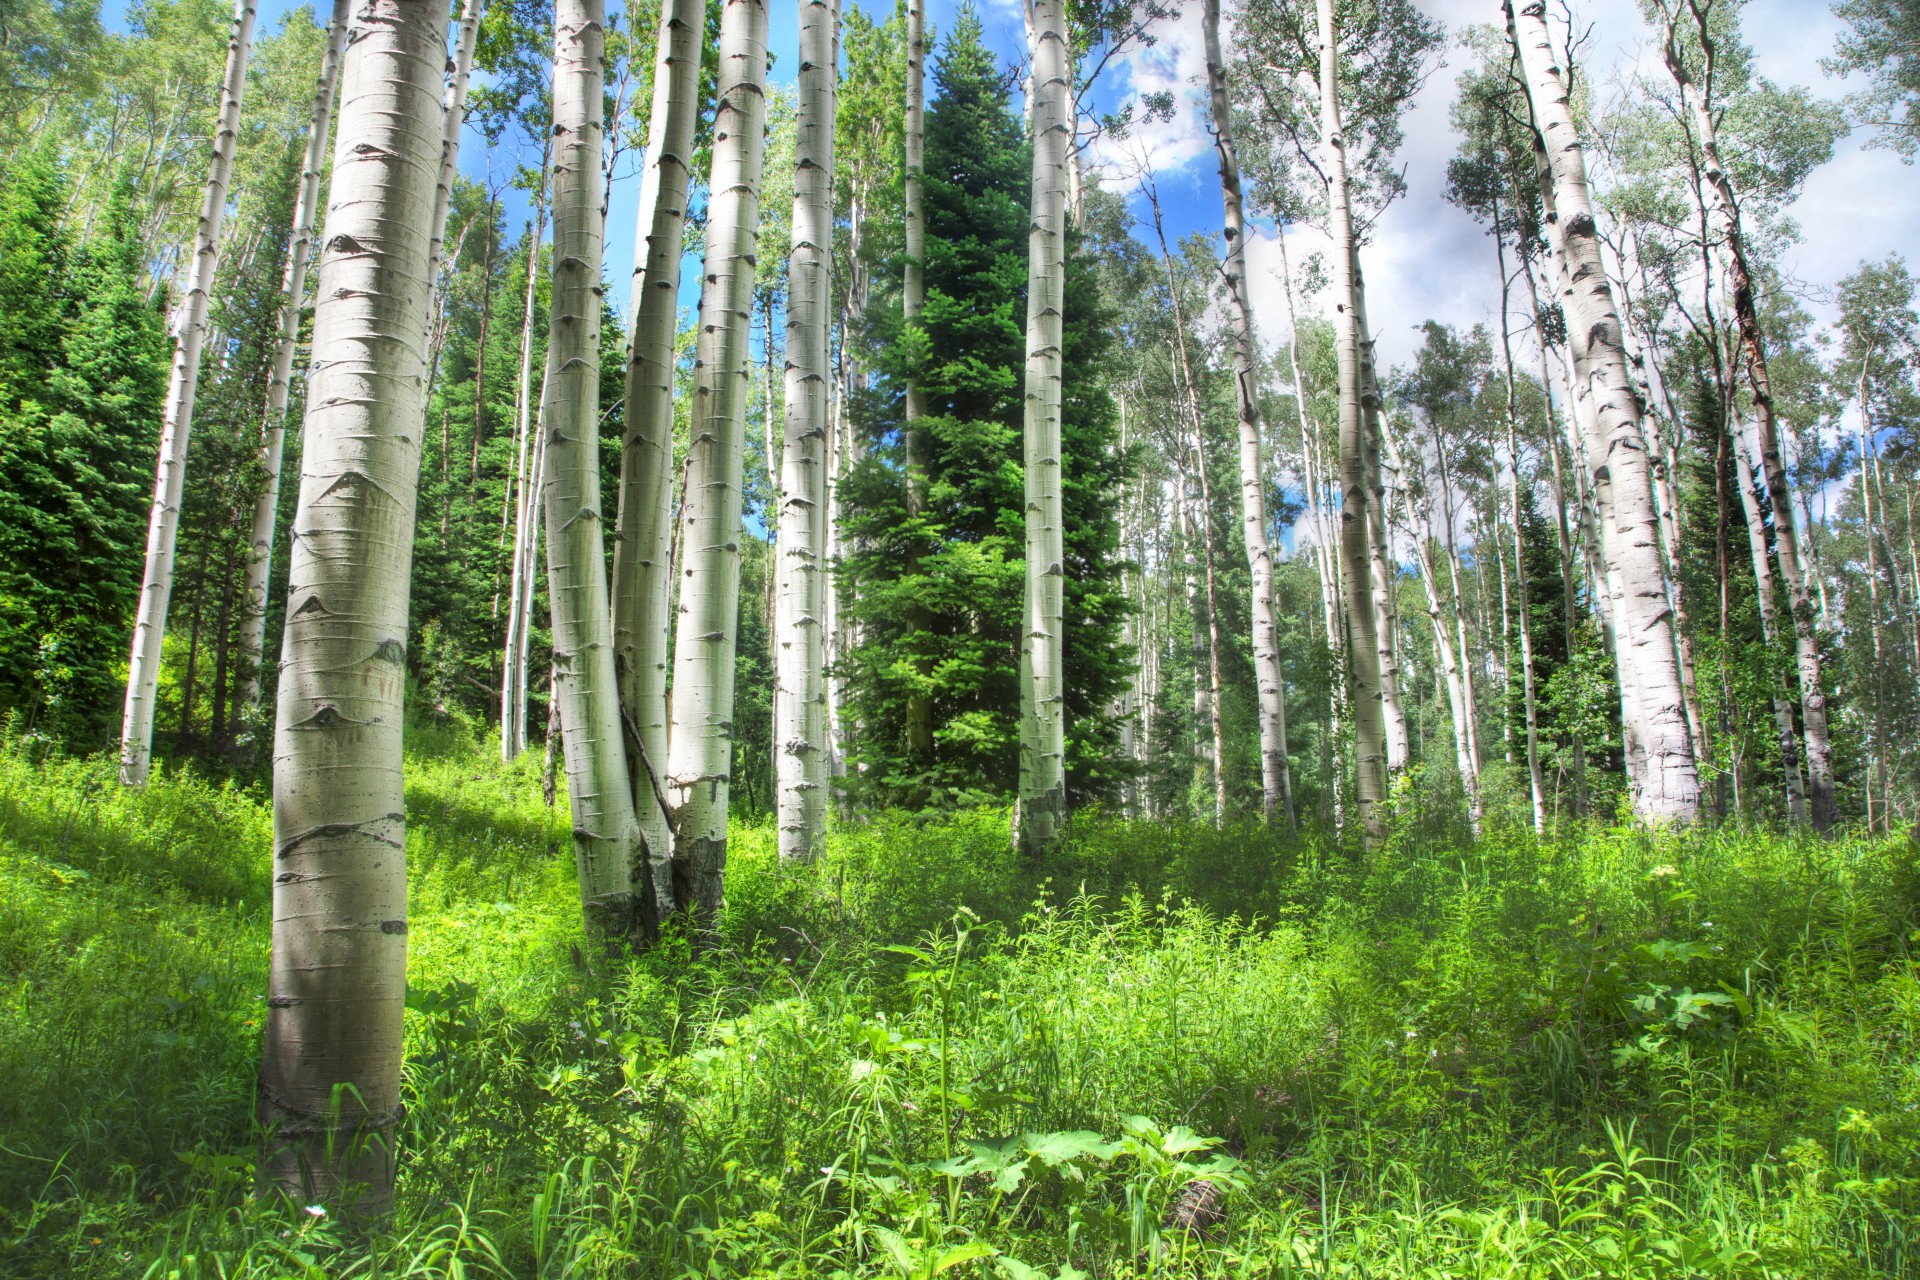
<box><xmin>540</xmin><ymin>0</ymin><xmax>642</xmax><ymax>940</ymax></box>
<box><xmin>121</xmin><ymin>0</ymin><xmax>258</xmax><ymax>786</ymax></box>
<box><xmin>1317</xmin><ymin>0</ymin><xmax>1388</xmax><ymax>839</ymax></box>
<box><xmin>1202</xmin><ymin>0</ymin><xmax>1293</xmax><ymax>826</ymax></box>
<box><xmin>237</xmin><ymin>0</ymin><xmax>348</xmax><ymax>719</ymax></box>
<box><xmin>666</xmin><ymin>0</ymin><xmax>769</xmax><ymax>918</ymax></box>
<box><xmin>1510</xmin><ymin>0</ymin><xmax>1700</xmax><ymax>823</ymax></box>
<box><xmin>257</xmin><ymin>0</ymin><xmax>445</xmax><ymax>1213</ymax></box>
<box><xmin>612</xmin><ymin>0</ymin><xmax>703</xmax><ymax>916</ymax></box>
<box><xmin>1016</xmin><ymin>0</ymin><xmax>1070</xmax><ymax>854</ymax></box>
<box><xmin>774</xmin><ymin>0</ymin><xmax>838</xmax><ymax>862</ymax></box>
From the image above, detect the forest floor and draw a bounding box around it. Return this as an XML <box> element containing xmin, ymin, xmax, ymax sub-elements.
<box><xmin>0</xmin><ymin>720</ymin><xmax>1916</xmax><ymax>1278</ymax></box>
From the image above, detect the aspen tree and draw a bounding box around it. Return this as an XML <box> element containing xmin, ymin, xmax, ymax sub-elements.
<box><xmin>237</xmin><ymin>0</ymin><xmax>348</xmax><ymax>717</ymax></box>
<box><xmin>502</xmin><ymin>149</ymin><xmax>553</xmax><ymax>760</ymax></box>
<box><xmin>1510</xmin><ymin>0</ymin><xmax>1701</xmax><ymax>822</ymax></box>
<box><xmin>612</xmin><ymin>0</ymin><xmax>703</xmax><ymax>915</ymax></box>
<box><xmin>427</xmin><ymin>0</ymin><xmax>482</xmax><ymax>284</ymax></box>
<box><xmin>120</xmin><ymin>0</ymin><xmax>257</xmax><ymax>786</ymax></box>
<box><xmin>1494</xmin><ymin>222</ymin><xmax>1547</xmax><ymax>831</ymax></box>
<box><xmin>666</xmin><ymin>0</ymin><xmax>769</xmax><ymax>917</ymax></box>
<box><xmin>1202</xmin><ymin>0</ymin><xmax>1293</xmax><ymax>826</ymax></box>
<box><xmin>1316</xmin><ymin>0</ymin><xmax>1388</xmax><ymax>837</ymax></box>
<box><xmin>1017</xmin><ymin>0</ymin><xmax>1070</xmax><ymax>854</ymax></box>
<box><xmin>900</xmin><ymin>0</ymin><xmax>933</xmax><ymax>757</ymax></box>
<box><xmin>257</xmin><ymin>0</ymin><xmax>445</xmax><ymax>1212</ymax></box>
<box><xmin>1351</xmin><ymin>259</ymin><xmax>1411</xmax><ymax>773</ymax></box>
<box><xmin>1731</xmin><ymin>418</ymin><xmax>1810</xmax><ymax>822</ymax></box>
<box><xmin>775</xmin><ymin>0</ymin><xmax>838</xmax><ymax>862</ymax></box>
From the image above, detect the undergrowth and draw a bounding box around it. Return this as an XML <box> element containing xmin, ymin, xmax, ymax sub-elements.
<box><xmin>0</xmin><ymin>722</ymin><xmax>1916</xmax><ymax>1277</ymax></box>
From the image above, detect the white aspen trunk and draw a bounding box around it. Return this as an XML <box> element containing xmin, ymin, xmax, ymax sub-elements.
<box><xmin>120</xmin><ymin>0</ymin><xmax>258</xmax><ymax>786</ymax></box>
<box><xmin>1279</xmin><ymin>231</ymin><xmax>1348</xmax><ymax>711</ymax></box>
<box><xmin>502</xmin><ymin>152</ymin><xmax>553</xmax><ymax>760</ymax></box>
<box><xmin>1202</xmin><ymin>0</ymin><xmax>1292</xmax><ymax>826</ymax></box>
<box><xmin>1512</xmin><ymin>0</ymin><xmax>1700</xmax><ymax>822</ymax></box>
<box><xmin>256</xmin><ymin>0</ymin><xmax>444</xmax><ymax>1213</ymax></box>
<box><xmin>612</xmin><ymin>0</ymin><xmax>703</xmax><ymax>916</ymax></box>
<box><xmin>1432</xmin><ymin>444</ymin><xmax>1482</xmax><ymax>779</ymax></box>
<box><xmin>426</xmin><ymin>0</ymin><xmax>481</xmax><ymax>281</ymax></box>
<box><xmin>1731</xmin><ymin>418</ymin><xmax>1809</xmax><ymax>823</ymax></box>
<box><xmin>1177</xmin><ymin>475</ymin><xmax>1217</xmax><ymax>819</ymax></box>
<box><xmin>1317</xmin><ymin>0</ymin><xmax>1387</xmax><ymax>838</ymax></box>
<box><xmin>901</xmin><ymin>0</ymin><xmax>934</xmax><ymax>758</ymax></box>
<box><xmin>666</xmin><ymin>0</ymin><xmax>769</xmax><ymax>918</ymax></box>
<box><xmin>540</xmin><ymin>0</ymin><xmax>641</xmax><ymax>938</ymax></box>
<box><xmin>1494</xmin><ymin>224</ymin><xmax>1547</xmax><ymax>832</ymax></box>
<box><xmin>237</xmin><ymin>0</ymin><xmax>348</xmax><ymax>718</ymax></box>
<box><xmin>774</xmin><ymin>0</ymin><xmax>838</xmax><ymax>863</ymax></box>
<box><xmin>1662</xmin><ymin>14</ymin><xmax>1834</xmax><ymax>828</ymax></box>
<box><xmin>1351</xmin><ymin>251</ymin><xmax>1411</xmax><ymax>775</ymax></box>
<box><xmin>1016</xmin><ymin>0</ymin><xmax>1069</xmax><ymax>854</ymax></box>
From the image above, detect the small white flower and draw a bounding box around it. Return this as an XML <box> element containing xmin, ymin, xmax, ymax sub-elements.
<box><xmin>304</xmin><ymin>1205</ymin><xmax>327</xmax><ymax>1218</ymax></box>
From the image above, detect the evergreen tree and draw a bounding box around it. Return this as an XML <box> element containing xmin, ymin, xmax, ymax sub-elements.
<box><xmin>839</xmin><ymin>7</ymin><xmax>1131</xmax><ymax>810</ymax></box>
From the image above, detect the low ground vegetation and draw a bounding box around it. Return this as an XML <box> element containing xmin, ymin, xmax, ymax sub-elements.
<box><xmin>1</xmin><ymin>721</ymin><xmax>1915</xmax><ymax>1278</ymax></box>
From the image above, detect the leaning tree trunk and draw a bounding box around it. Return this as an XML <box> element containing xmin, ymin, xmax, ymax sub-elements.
<box><xmin>1317</xmin><ymin>0</ymin><xmax>1388</xmax><ymax>839</ymax></box>
<box><xmin>1662</xmin><ymin>14</ymin><xmax>1834</xmax><ymax>828</ymax></box>
<box><xmin>1016</xmin><ymin>0</ymin><xmax>1070</xmax><ymax>855</ymax></box>
<box><xmin>774</xmin><ymin>0</ymin><xmax>839</xmax><ymax>862</ymax></box>
<box><xmin>1511</xmin><ymin>0</ymin><xmax>1700</xmax><ymax>824</ymax></box>
<box><xmin>256</xmin><ymin>0</ymin><xmax>444</xmax><ymax>1214</ymax></box>
<box><xmin>900</xmin><ymin>0</ymin><xmax>934</xmax><ymax>758</ymax></box>
<box><xmin>120</xmin><ymin>0</ymin><xmax>258</xmax><ymax>786</ymax></box>
<box><xmin>612</xmin><ymin>0</ymin><xmax>703</xmax><ymax>917</ymax></box>
<box><xmin>236</xmin><ymin>0</ymin><xmax>347</xmax><ymax>719</ymax></box>
<box><xmin>540</xmin><ymin>0</ymin><xmax>642</xmax><ymax>940</ymax></box>
<box><xmin>1203</xmin><ymin>0</ymin><xmax>1293</xmax><ymax>827</ymax></box>
<box><xmin>665</xmin><ymin>0</ymin><xmax>769</xmax><ymax>919</ymax></box>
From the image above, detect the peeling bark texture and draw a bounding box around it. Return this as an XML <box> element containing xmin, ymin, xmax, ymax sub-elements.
<box><xmin>539</xmin><ymin>0</ymin><xmax>641</xmax><ymax>940</ymax></box>
<box><xmin>121</xmin><ymin>0</ymin><xmax>258</xmax><ymax>786</ymax></box>
<box><xmin>1510</xmin><ymin>0</ymin><xmax>1700</xmax><ymax>824</ymax></box>
<box><xmin>1203</xmin><ymin>0</ymin><xmax>1292</xmax><ymax>826</ymax></box>
<box><xmin>257</xmin><ymin>0</ymin><xmax>445</xmax><ymax>1214</ymax></box>
<box><xmin>1017</xmin><ymin>0</ymin><xmax>1069</xmax><ymax>856</ymax></box>
<box><xmin>1317</xmin><ymin>0</ymin><xmax>1387</xmax><ymax>840</ymax></box>
<box><xmin>775</xmin><ymin>0</ymin><xmax>838</xmax><ymax>862</ymax></box>
<box><xmin>666</xmin><ymin>0</ymin><xmax>768</xmax><ymax>919</ymax></box>
<box><xmin>1662</xmin><ymin>6</ymin><xmax>1833</xmax><ymax>828</ymax></box>
<box><xmin>613</xmin><ymin>0</ymin><xmax>703</xmax><ymax>915</ymax></box>
<box><xmin>238</xmin><ymin>0</ymin><xmax>348</xmax><ymax>718</ymax></box>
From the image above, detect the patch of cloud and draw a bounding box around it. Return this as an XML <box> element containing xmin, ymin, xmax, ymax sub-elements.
<box><xmin>1080</xmin><ymin>2</ymin><xmax>1212</xmax><ymax>195</ymax></box>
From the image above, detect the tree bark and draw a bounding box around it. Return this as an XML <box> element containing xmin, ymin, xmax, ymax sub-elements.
<box><xmin>1016</xmin><ymin>0</ymin><xmax>1070</xmax><ymax>854</ymax></box>
<box><xmin>256</xmin><ymin>0</ymin><xmax>444</xmax><ymax>1214</ymax></box>
<box><xmin>901</xmin><ymin>0</ymin><xmax>933</xmax><ymax>758</ymax></box>
<box><xmin>1510</xmin><ymin>0</ymin><xmax>1701</xmax><ymax>823</ymax></box>
<box><xmin>775</xmin><ymin>0</ymin><xmax>838</xmax><ymax>862</ymax></box>
<box><xmin>1351</xmin><ymin>254</ymin><xmax>1411</xmax><ymax>775</ymax></box>
<box><xmin>1730</xmin><ymin>415</ymin><xmax>1809</xmax><ymax>823</ymax></box>
<box><xmin>1493</xmin><ymin>222</ymin><xmax>1547</xmax><ymax>831</ymax></box>
<box><xmin>502</xmin><ymin>151</ymin><xmax>553</xmax><ymax>761</ymax></box>
<box><xmin>121</xmin><ymin>0</ymin><xmax>258</xmax><ymax>786</ymax></box>
<box><xmin>666</xmin><ymin>0</ymin><xmax>769</xmax><ymax>918</ymax></box>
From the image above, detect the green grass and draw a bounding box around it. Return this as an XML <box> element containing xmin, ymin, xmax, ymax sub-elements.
<box><xmin>0</xmin><ymin>725</ymin><xmax>1916</xmax><ymax>1277</ymax></box>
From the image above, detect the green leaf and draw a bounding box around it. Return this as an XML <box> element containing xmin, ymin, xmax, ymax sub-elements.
<box><xmin>933</xmin><ymin>1242</ymin><xmax>998</xmax><ymax>1273</ymax></box>
<box><xmin>1023</xmin><ymin>1130</ymin><xmax>1120</xmax><ymax>1166</ymax></box>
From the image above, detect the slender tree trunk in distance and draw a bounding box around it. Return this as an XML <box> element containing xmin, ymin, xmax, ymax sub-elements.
<box><xmin>612</xmin><ymin>0</ymin><xmax>702</xmax><ymax>918</ymax></box>
<box><xmin>1731</xmin><ymin>418</ymin><xmax>1809</xmax><ymax>823</ymax></box>
<box><xmin>256</xmin><ymin>0</ymin><xmax>444</xmax><ymax>1214</ymax></box>
<box><xmin>426</xmin><ymin>0</ymin><xmax>482</xmax><ymax>284</ymax></box>
<box><xmin>1016</xmin><ymin>0</ymin><xmax>1070</xmax><ymax>854</ymax></box>
<box><xmin>1510</xmin><ymin>0</ymin><xmax>1700</xmax><ymax>823</ymax></box>
<box><xmin>1493</xmin><ymin>224</ymin><xmax>1547</xmax><ymax>831</ymax></box>
<box><xmin>502</xmin><ymin>151</ymin><xmax>553</xmax><ymax>760</ymax></box>
<box><xmin>121</xmin><ymin>0</ymin><xmax>258</xmax><ymax>786</ymax></box>
<box><xmin>1317</xmin><ymin>0</ymin><xmax>1387</xmax><ymax>839</ymax></box>
<box><xmin>237</xmin><ymin>0</ymin><xmax>347</xmax><ymax>721</ymax></box>
<box><xmin>901</xmin><ymin>0</ymin><xmax>934</xmax><ymax>758</ymax></box>
<box><xmin>1202</xmin><ymin>0</ymin><xmax>1293</xmax><ymax>826</ymax></box>
<box><xmin>1351</xmin><ymin>254</ymin><xmax>1410</xmax><ymax>775</ymax></box>
<box><xmin>1176</xmin><ymin>473</ymin><xmax>1216</xmax><ymax>820</ymax></box>
<box><xmin>1190</xmin><ymin>442</ymin><xmax>1230</xmax><ymax>826</ymax></box>
<box><xmin>775</xmin><ymin>0</ymin><xmax>838</xmax><ymax>863</ymax></box>
<box><xmin>666</xmin><ymin>0</ymin><xmax>769</xmax><ymax>918</ymax></box>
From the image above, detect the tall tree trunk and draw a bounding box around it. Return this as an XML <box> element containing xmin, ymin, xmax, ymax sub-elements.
<box><xmin>1493</xmin><ymin>223</ymin><xmax>1547</xmax><ymax>831</ymax></box>
<box><xmin>236</xmin><ymin>0</ymin><xmax>347</xmax><ymax>722</ymax></box>
<box><xmin>257</xmin><ymin>0</ymin><xmax>444</xmax><ymax>1213</ymax></box>
<box><xmin>1350</xmin><ymin>255</ymin><xmax>1411</xmax><ymax>774</ymax></box>
<box><xmin>666</xmin><ymin>0</ymin><xmax>769</xmax><ymax>918</ymax></box>
<box><xmin>1202</xmin><ymin>0</ymin><xmax>1293</xmax><ymax>826</ymax></box>
<box><xmin>775</xmin><ymin>0</ymin><xmax>838</xmax><ymax>863</ymax></box>
<box><xmin>1731</xmin><ymin>416</ymin><xmax>1809</xmax><ymax>823</ymax></box>
<box><xmin>1317</xmin><ymin>0</ymin><xmax>1387</xmax><ymax>839</ymax></box>
<box><xmin>1511</xmin><ymin>0</ymin><xmax>1701</xmax><ymax>823</ymax></box>
<box><xmin>1176</xmin><ymin>472</ymin><xmax>1217</xmax><ymax>821</ymax></box>
<box><xmin>470</xmin><ymin>200</ymin><xmax>494</xmax><ymax>488</ymax></box>
<box><xmin>901</xmin><ymin>0</ymin><xmax>934</xmax><ymax>758</ymax></box>
<box><xmin>1016</xmin><ymin>0</ymin><xmax>1069</xmax><ymax>854</ymax></box>
<box><xmin>502</xmin><ymin>151</ymin><xmax>553</xmax><ymax>760</ymax></box>
<box><xmin>612</xmin><ymin>0</ymin><xmax>702</xmax><ymax>916</ymax></box>
<box><xmin>540</xmin><ymin>0</ymin><xmax>640</xmax><ymax>940</ymax></box>
<box><xmin>120</xmin><ymin>0</ymin><xmax>258</xmax><ymax>786</ymax></box>
<box><xmin>1857</xmin><ymin>365</ymin><xmax>1887</xmax><ymax>830</ymax></box>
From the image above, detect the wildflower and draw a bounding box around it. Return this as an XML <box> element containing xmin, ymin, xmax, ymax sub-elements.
<box><xmin>305</xmin><ymin>1204</ymin><xmax>327</xmax><ymax>1218</ymax></box>
<box><xmin>1650</xmin><ymin>865</ymin><xmax>1679</xmax><ymax>879</ymax></box>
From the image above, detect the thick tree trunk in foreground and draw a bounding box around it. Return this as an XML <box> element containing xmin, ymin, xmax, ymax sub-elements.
<box><xmin>613</xmin><ymin>0</ymin><xmax>702</xmax><ymax>916</ymax></box>
<box><xmin>237</xmin><ymin>0</ymin><xmax>348</xmax><ymax>718</ymax></box>
<box><xmin>775</xmin><ymin>0</ymin><xmax>838</xmax><ymax>862</ymax></box>
<box><xmin>257</xmin><ymin>0</ymin><xmax>444</xmax><ymax>1214</ymax></box>
<box><xmin>540</xmin><ymin>0</ymin><xmax>642</xmax><ymax>939</ymax></box>
<box><xmin>121</xmin><ymin>0</ymin><xmax>258</xmax><ymax>786</ymax></box>
<box><xmin>1203</xmin><ymin>0</ymin><xmax>1293</xmax><ymax>827</ymax></box>
<box><xmin>1017</xmin><ymin>0</ymin><xmax>1070</xmax><ymax>854</ymax></box>
<box><xmin>1511</xmin><ymin>0</ymin><xmax>1700</xmax><ymax>823</ymax></box>
<box><xmin>1317</xmin><ymin>0</ymin><xmax>1387</xmax><ymax>839</ymax></box>
<box><xmin>666</xmin><ymin>0</ymin><xmax>769</xmax><ymax>918</ymax></box>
